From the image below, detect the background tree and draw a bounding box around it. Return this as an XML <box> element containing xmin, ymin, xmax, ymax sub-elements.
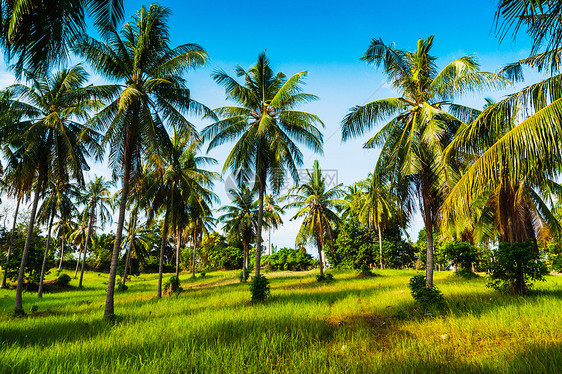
<box><xmin>282</xmin><ymin>160</ymin><xmax>347</xmax><ymax>276</ymax></box>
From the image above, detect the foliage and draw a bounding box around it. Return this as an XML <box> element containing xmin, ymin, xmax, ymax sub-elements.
<box><xmin>249</xmin><ymin>274</ymin><xmax>270</xmax><ymax>302</ymax></box>
<box><xmin>198</xmin><ymin>233</ymin><xmax>243</xmax><ymax>271</ymax></box>
<box><xmin>263</xmin><ymin>247</ymin><xmax>315</xmax><ymax>271</ymax></box>
<box><xmin>116</xmin><ymin>283</ymin><xmax>128</xmax><ymax>292</ymax></box>
<box><xmin>408</xmin><ymin>274</ymin><xmax>445</xmax><ymax>310</ymax></box>
<box><xmin>0</xmin><ymin>226</ymin><xmax>47</xmax><ymax>285</ymax></box>
<box><xmin>487</xmin><ymin>242</ymin><xmax>548</xmax><ymax>295</ymax></box>
<box><xmin>443</xmin><ymin>241</ymin><xmax>478</xmax><ymax>272</ymax></box>
<box><xmin>359</xmin><ymin>264</ymin><xmax>375</xmax><ymax>277</ymax></box>
<box><xmin>56</xmin><ymin>273</ymin><xmax>71</xmax><ymax>286</ymax></box>
<box><xmin>316</xmin><ymin>273</ymin><xmax>334</xmax><ymax>283</ymax></box>
<box><xmin>164</xmin><ymin>275</ymin><xmax>181</xmax><ymax>295</ymax></box>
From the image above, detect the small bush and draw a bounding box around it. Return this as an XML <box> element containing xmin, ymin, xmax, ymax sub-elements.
<box><xmin>56</xmin><ymin>273</ymin><xmax>71</xmax><ymax>286</ymax></box>
<box><xmin>408</xmin><ymin>274</ymin><xmax>445</xmax><ymax>310</ymax></box>
<box><xmin>249</xmin><ymin>274</ymin><xmax>270</xmax><ymax>302</ymax></box>
<box><xmin>116</xmin><ymin>283</ymin><xmax>128</xmax><ymax>292</ymax></box>
<box><xmin>29</xmin><ymin>304</ymin><xmax>39</xmax><ymax>314</ymax></box>
<box><xmin>316</xmin><ymin>273</ymin><xmax>335</xmax><ymax>283</ymax></box>
<box><xmin>487</xmin><ymin>242</ymin><xmax>548</xmax><ymax>295</ymax></box>
<box><xmin>239</xmin><ymin>270</ymin><xmax>249</xmax><ymax>283</ymax></box>
<box><xmin>454</xmin><ymin>268</ymin><xmax>479</xmax><ymax>279</ymax></box>
<box><xmin>359</xmin><ymin>264</ymin><xmax>375</xmax><ymax>277</ymax></box>
<box><xmin>164</xmin><ymin>275</ymin><xmax>181</xmax><ymax>295</ymax></box>
<box><xmin>199</xmin><ymin>272</ymin><xmax>206</xmax><ymax>278</ymax></box>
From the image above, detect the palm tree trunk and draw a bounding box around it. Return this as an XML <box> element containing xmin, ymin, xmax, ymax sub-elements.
<box><xmin>103</xmin><ymin>139</ymin><xmax>132</xmax><ymax>320</ymax></box>
<box><xmin>268</xmin><ymin>227</ymin><xmax>271</xmax><ymax>256</ymax></box>
<box><xmin>157</xmin><ymin>211</ymin><xmax>170</xmax><ymax>299</ymax></box>
<box><xmin>58</xmin><ymin>234</ymin><xmax>66</xmax><ymax>271</ymax></box>
<box><xmin>122</xmin><ymin>215</ymin><xmax>137</xmax><ymax>285</ymax></box>
<box><xmin>377</xmin><ymin>222</ymin><xmax>384</xmax><ymax>270</ymax></box>
<box><xmin>175</xmin><ymin>231</ymin><xmax>181</xmax><ymax>278</ymax></box>
<box><xmin>422</xmin><ymin>205</ymin><xmax>434</xmax><ymax>288</ymax></box>
<box><xmin>74</xmin><ymin>245</ymin><xmax>82</xmax><ymax>278</ymax></box>
<box><xmin>78</xmin><ymin>205</ymin><xmax>95</xmax><ymax>289</ymax></box>
<box><xmin>191</xmin><ymin>226</ymin><xmax>197</xmax><ymax>277</ymax></box>
<box><xmin>14</xmin><ymin>171</ymin><xmax>43</xmax><ymax>315</ymax></box>
<box><xmin>317</xmin><ymin>241</ymin><xmax>324</xmax><ymax>276</ymax></box>
<box><xmin>242</xmin><ymin>241</ymin><xmax>248</xmax><ymax>283</ymax></box>
<box><xmin>1</xmin><ymin>194</ymin><xmax>21</xmax><ymax>289</ymax></box>
<box><xmin>37</xmin><ymin>209</ymin><xmax>55</xmax><ymax>298</ymax></box>
<box><xmin>254</xmin><ymin>174</ymin><xmax>265</xmax><ymax>277</ymax></box>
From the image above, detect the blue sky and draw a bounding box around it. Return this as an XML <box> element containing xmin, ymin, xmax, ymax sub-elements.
<box><xmin>0</xmin><ymin>0</ymin><xmax>543</xmax><ymax>252</ymax></box>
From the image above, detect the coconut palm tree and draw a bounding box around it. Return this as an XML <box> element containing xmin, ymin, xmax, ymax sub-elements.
<box><xmin>203</xmin><ymin>52</ymin><xmax>324</xmax><ymax>277</ymax></box>
<box><xmin>263</xmin><ymin>195</ymin><xmax>284</xmax><ymax>256</ymax></box>
<box><xmin>73</xmin><ymin>4</ymin><xmax>209</xmax><ymax>318</ymax></box>
<box><xmin>218</xmin><ymin>186</ymin><xmax>258</xmax><ymax>282</ymax></box>
<box><xmin>282</xmin><ymin>160</ymin><xmax>347</xmax><ymax>276</ymax></box>
<box><xmin>0</xmin><ymin>0</ymin><xmax>123</xmax><ymax>76</ymax></box>
<box><xmin>2</xmin><ymin>64</ymin><xmax>105</xmax><ymax>315</ymax></box>
<box><xmin>341</xmin><ymin>36</ymin><xmax>507</xmax><ymax>287</ymax></box>
<box><xmin>53</xmin><ymin>212</ymin><xmax>79</xmax><ymax>271</ymax></box>
<box><xmin>36</xmin><ymin>179</ymin><xmax>78</xmax><ymax>297</ymax></box>
<box><xmin>76</xmin><ymin>176</ymin><xmax>113</xmax><ymax>289</ymax></box>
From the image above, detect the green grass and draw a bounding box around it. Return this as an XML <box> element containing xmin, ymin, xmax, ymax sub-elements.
<box><xmin>0</xmin><ymin>269</ymin><xmax>561</xmax><ymax>373</ymax></box>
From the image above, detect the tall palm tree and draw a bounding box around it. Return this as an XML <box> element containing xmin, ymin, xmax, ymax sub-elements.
<box><xmin>203</xmin><ymin>52</ymin><xmax>324</xmax><ymax>277</ymax></box>
<box><xmin>341</xmin><ymin>36</ymin><xmax>507</xmax><ymax>287</ymax></box>
<box><xmin>53</xmin><ymin>212</ymin><xmax>78</xmax><ymax>271</ymax></box>
<box><xmin>76</xmin><ymin>176</ymin><xmax>113</xmax><ymax>289</ymax></box>
<box><xmin>73</xmin><ymin>4</ymin><xmax>209</xmax><ymax>318</ymax></box>
<box><xmin>263</xmin><ymin>194</ymin><xmax>284</xmax><ymax>256</ymax></box>
<box><xmin>0</xmin><ymin>0</ymin><xmax>123</xmax><ymax>76</ymax></box>
<box><xmin>36</xmin><ymin>179</ymin><xmax>78</xmax><ymax>297</ymax></box>
<box><xmin>218</xmin><ymin>186</ymin><xmax>258</xmax><ymax>282</ymax></box>
<box><xmin>282</xmin><ymin>160</ymin><xmax>347</xmax><ymax>276</ymax></box>
<box><xmin>2</xmin><ymin>64</ymin><xmax>104</xmax><ymax>315</ymax></box>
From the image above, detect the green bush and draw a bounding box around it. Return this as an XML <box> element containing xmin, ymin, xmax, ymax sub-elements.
<box><xmin>116</xmin><ymin>283</ymin><xmax>128</xmax><ymax>292</ymax></box>
<box><xmin>316</xmin><ymin>273</ymin><xmax>335</xmax><ymax>283</ymax></box>
<box><xmin>249</xmin><ymin>274</ymin><xmax>270</xmax><ymax>302</ymax></box>
<box><xmin>56</xmin><ymin>273</ymin><xmax>71</xmax><ymax>286</ymax></box>
<box><xmin>487</xmin><ymin>242</ymin><xmax>548</xmax><ymax>295</ymax></box>
<box><xmin>164</xmin><ymin>275</ymin><xmax>181</xmax><ymax>295</ymax></box>
<box><xmin>263</xmin><ymin>247</ymin><xmax>315</xmax><ymax>271</ymax></box>
<box><xmin>360</xmin><ymin>264</ymin><xmax>375</xmax><ymax>277</ymax></box>
<box><xmin>408</xmin><ymin>274</ymin><xmax>445</xmax><ymax>310</ymax></box>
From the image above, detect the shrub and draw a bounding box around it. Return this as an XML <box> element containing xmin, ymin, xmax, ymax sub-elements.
<box><xmin>487</xmin><ymin>242</ymin><xmax>548</xmax><ymax>295</ymax></box>
<box><xmin>316</xmin><ymin>273</ymin><xmax>335</xmax><ymax>282</ymax></box>
<box><xmin>408</xmin><ymin>274</ymin><xmax>445</xmax><ymax>310</ymax></box>
<box><xmin>249</xmin><ymin>274</ymin><xmax>270</xmax><ymax>302</ymax></box>
<box><xmin>164</xmin><ymin>275</ymin><xmax>181</xmax><ymax>295</ymax></box>
<box><xmin>359</xmin><ymin>264</ymin><xmax>375</xmax><ymax>277</ymax></box>
<box><xmin>199</xmin><ymin>272</ymin><xmax>206</xmax><ymax>278</ymax></box>
<box><xmin>56</xmin><ymin>273</ymin><xmax>71</xmax><ymax>286</ymax></box>
<box><xmin>116</xmin><ymin>283</ymin><xmax>128</xmax><ymax>292</ymax></box>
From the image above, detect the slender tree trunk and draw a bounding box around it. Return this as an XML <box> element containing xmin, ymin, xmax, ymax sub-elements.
<box><xmin>37</xmin><ymin>210</ymin><xmax>55</xmax><ymax>298</ymax></box>
<box><xmin>78</xmin><ymin>205</ymin><xmax>95</xmax><ymax>289</ymax></box>
<box><xmin>242</xmin><ymin>241</ymin><xmax>248</xmax><ymax>283</ymax></box>
<box><xmin>268</xmin><ymin>227</ymin><xmax>271</xmax><ymax>256</ymax></box>
<box><xmin>317</xmin><ymin>242</ymin><xmax>324</xmax><ymax>276</ymax></box>
<box><xmin>254</xmin><ymin>174</ymin><xmax>265</xmax><ymax>277</ymax></box>
<box><xmin>14</xmin><ymin>172</ymin><xmax>43</xmax><ymax>315</ymax></box>
<box><xmin>58</xmin><ymin>235</ymin><xmax>66</xmax><ymax>271</ymax></box>
<box><xmin>103</xmin><ymin>139</ymin><xmax>132</xmax><ymax>320</ymax></box>
<box><xmin>74</xmin><ymin>245</ymin><xmax>82</xmax><ymax>278</ymax></box>
<box><xmin>191</xmin><ymin>226</ymin><xmax>197</xmax><ymax>278</ymax></box>
<box><xmin>1</xmin><ymin>194</ymin><xmax>21</xmax><ymax>289</ymax></box>
<box><xmin>157</xmin><ymin>212</ymin><xmax>170</xmax><ymax>299</ymax></box>
<box><xmin>377</xmin><ymin>222</ymin><xmax>384</xmax><ymax>270</ymax></box>
<box><xmin>422</xmin><ymin>197</ymin><xmax>434</xmax><ymax>288</ymax></box>
<box><xmin>122</xmin><ymin>215</ymin><xmax>136</xmax><ymax>285</ymax></box>
<box><xmin>175</xmin><ymin>231</ymin><xmax>181</xmax><ymax>278</ymax></box>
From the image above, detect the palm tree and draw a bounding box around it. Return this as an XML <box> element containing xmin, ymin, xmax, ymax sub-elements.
<box><xmin>341</xmin><ymin>36</ymin><xmax>507</xmax><ymax>287</ymax></box>
<box><xmin>73</xmin><ymin>4</ymin><xmax>209</xmax><ymax>318</ymax></box>
<box><xmin>263</xmin><ymin>195</ymin><xmax>284</xmax><ymax>256</ymax></box>
<box><xmin>2</xmin><ymin>64</ymin><xmax>104</xmax><ymax>315</ymax></box>
<box><xmin>282</xmin><ymin>160</ymin><xmax>347</xmax><ymax>276</ymax></box>
<box><xmin>218</xmin><ymin>186</ymin><xmax>258</xmax><ymax>282</ymax></box>
<box><xmin>53</xmin><ymin>213</ymin><xmax>78</xmax><ymax>271</ymax></box>
<box><xmin>36</xmin><ymin>179</ymin><xmax>78</xmax><ymax>297</ymax></box>
<box><xmin>0</xmin><ymin>0</ymin><xmax>123</xmax><ymax>76</ymax></box>
<box><xmin>356</xmin><ymin>173</ymin><xmax>401</xmax><ymax>269</ymax></box>
<box><xmin>203</xmin><ymin>52</ymin><xmax>324</xmax><ymax>277</ymax></box>
<box><xmin>76</xmin><ymin>176</ymin><xmax>113</xmax><ymax>289</ymax></box>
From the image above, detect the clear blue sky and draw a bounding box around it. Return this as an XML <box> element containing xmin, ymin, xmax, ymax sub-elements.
<box><xmin>0</xmin><ymin>0</ymin><xmax>542</xmax><ymax>251</ymax></box>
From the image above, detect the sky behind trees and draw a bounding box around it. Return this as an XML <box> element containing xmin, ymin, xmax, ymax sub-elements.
<box><xmin>0</xmin><ymin>0</ymin><xmax>544</xmax><ymax>248</ymax></box>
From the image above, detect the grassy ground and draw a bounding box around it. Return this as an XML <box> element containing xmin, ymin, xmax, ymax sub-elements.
<box><xmin>0</xmin><ymin>269</ymin><xmax>561</xmax><ymax>373</ymax></box>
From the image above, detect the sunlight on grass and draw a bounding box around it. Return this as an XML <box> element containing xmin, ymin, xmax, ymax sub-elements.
<box><xmin>0</xmin><ymin>270</ymin><xmax>561</xmax><ymax>373</ymax></box>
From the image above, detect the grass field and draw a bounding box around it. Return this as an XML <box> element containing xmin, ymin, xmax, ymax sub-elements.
<box><xmin>0</xmin><ymin>269</ymin><xmax>561</xmax><ymax>373</ymax></box>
